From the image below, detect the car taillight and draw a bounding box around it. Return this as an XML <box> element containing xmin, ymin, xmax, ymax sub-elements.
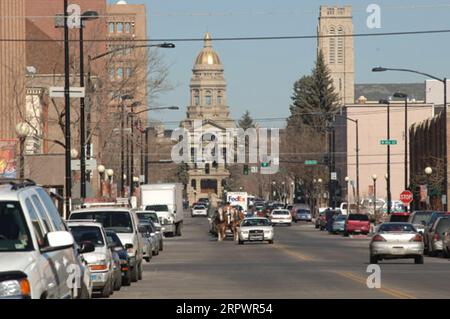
<box><xmin>372</xmin><ymin>235</ymin><xmax>386</xmax><ymax>242</ymax></box>
<box><xmin>409</xmin><ymin>234</ymin><xmax>423</xmax><ymax>242</ymax></box>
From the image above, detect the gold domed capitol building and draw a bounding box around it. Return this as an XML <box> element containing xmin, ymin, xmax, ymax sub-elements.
<box><xmin>181</xmin><ymin>33</ymin><xmax>236</xmax><ymax>206</ymax></box>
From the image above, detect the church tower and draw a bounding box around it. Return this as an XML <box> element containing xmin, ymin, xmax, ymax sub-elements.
<box><xmin>317</xmin><ymin>5</ymin><xmax>355</xmax><ymax>104</ymax></box>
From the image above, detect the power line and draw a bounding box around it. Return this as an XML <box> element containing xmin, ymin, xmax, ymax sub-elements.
<box><xmin>2</xmin><ymin>28</ymin><xmax>450</xmax><ymax>42</ymax></box>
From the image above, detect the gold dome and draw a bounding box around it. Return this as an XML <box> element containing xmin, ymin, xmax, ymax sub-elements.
<box><xmin>194</xmin><ymin>32</ymin><xmax>222</xmax><ymax>66</ymax></box>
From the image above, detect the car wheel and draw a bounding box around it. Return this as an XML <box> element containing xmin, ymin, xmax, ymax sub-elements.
<box><xmin>144</xmin><ymin>256</ymin><xmax>150</xmax><ymax>262</ymax></box>
<box><xmin>130</xmin><ymin>264</ymin><xmax>138</xmax><ymax>283</ymax></box>
<box><xmin>268</xmin><ymin>240</ymin><xmax>274</xmax><ymax>244</ymax></box>
<box><xmin>114</xmin><ymin>275</ymin><xmax>121</xmax><ymax>291</ymax></box>
<box><xmin>122</xmin><ymin>269</ymin><xmax>131</xmax><ymax>286</ymax></box>
<box><xmin>100</xmin><ymin>279</ymin><xmax>112</xmax><ymax>298</ymax></box>
<box><xmin>343</xmin><ymin>231</ymin><xmax>349</xmax><ymax>237</ymax></box>
<box><xmin>238</xmin><ymin>239</ymin><xmax>244</xmax><ymax>245</ymax></box>
<box><xmin>138</xmin><ymin>262</ymin><xmax>143</xmax><ymax>280</ymax></box>
<box><xmin>315</xmin><ymin>224</ymin><xmax>319</xmax><ymax>229</ymax></box>
<box><xmin>414</xmin><ymin>255</ymin><xmax>424</xmax><ymax>264</ymax></box>
<box><xmin>159</xmin><ymin>241</ymin><xmax>163</xmax><ymax>251</ymax></box>
<box><xmin>370</xmin><ymin>256</ymin><xmax>378</xmax><ymax>264</ymax></box>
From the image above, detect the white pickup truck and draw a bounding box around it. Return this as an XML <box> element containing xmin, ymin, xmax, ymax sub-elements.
<box><xmin>140</xmin><ymin>183</ymin><xmax>184</xmax><ymax>237</ymax></box>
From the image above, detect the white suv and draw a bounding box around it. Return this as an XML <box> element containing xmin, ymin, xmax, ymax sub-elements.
<box><xmin>69</xmin><ymin>207</ymin><xmax>144</xmax><ymax>282</ymax></box>
<box><xmin>0</xmin><ymin>180</ymin><xmax>89</xmax><ymax>299</ymax></box>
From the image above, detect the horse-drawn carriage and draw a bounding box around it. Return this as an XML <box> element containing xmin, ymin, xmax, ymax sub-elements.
<box><xmin>209</xmin><ymin>204</ymin><xmax>245</xmax><ymax>241</ymax></box>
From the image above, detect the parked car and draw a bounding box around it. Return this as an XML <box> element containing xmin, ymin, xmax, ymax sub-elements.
<box><xmin>238</xmin><ymin>217</ymin><xmax>274</xmax><ymax>245</ymax></box>
<box><xmin>191</xmin><ymin>204</ymin><xmax>208</xmax><ymax>217</ymax></box>
<box><xmin>136</xmin><ymin>212</ymin><xmax>164</xmax><ymax>251</ymax></box>
<box><xmin>422</xmin><ymin>212</ymin><xmax>449</xmax><ymax>252</ymax></box>
<box><xmin>408</xmin><ymin>211</ymin><xmax>434</xmax><ymax>234</ymax></box>
<box><xmin>339</xmin><ymin>202</ymin><xmax>357</xmax><ymax>215</ymax></box>
<box><xmin>331</xmin><ymin>214</ymin><xmax>347</xmax><ymax>234</ymax></box>
<box><xmin>425</xmin><ymin>217</ymin><xmax>450</xmax><ymax>256</ymax></box>
<box><xmin>139</xmin><ymin>221</ymin><xmax>160</xmax><ymax>257</ymax></box>
<box><xmin>344</xmin><ymin>213</ymin><xmax>370</xmax><ymax>236</ymax></box>
<box><xmin>293</xmin><ymin>208</ymin><xmax>312</xmax><ymax>223</ymax></box>
<box><xmin>269</xmin><ymin>209</ymin><xmax>292</xmax><ymax>226</ymax></box>
<box><xmin>389</xmin><ymin>212</ymin><xmax>411</xmax><ymax>223</ymax></box>
<box><xmin>315</xmin><ymin>211</ymin><xmax>326</xmax><ymax>229</ymax></box>
<box><xmin>105</xmin><ymin>230</ymin><xmax>131</xmax><ymax>286</ymax></box>
<box><xmin>370</xmin><ymin>222</ymin><xmax>424</xmax><ymax>264</ymax></box>
<box><xmin>0</xmin><ymin>180</ymin><xmax>91</xmax><ymax>299</ymax></box>
<box><xmin>322</xmin><ymin>209</ymin><xmax>340</xmax><ymax>231</ymax></box>
<box><xmin>138</xmin><ymin>223</ymin><xmax>153</xmax><ymax>262</ymax></box>
<box><xmin>69</xmin><ymin>207</ymin><xmax>144</xmax><ymax>283</ymax></box>
<box><xmin>67</xmin><ymin>220</ymin><xmax>117</xmax><ymax>297</ymax></box>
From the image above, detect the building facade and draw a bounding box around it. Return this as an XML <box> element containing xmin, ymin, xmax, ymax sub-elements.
<box><xmin>181</xmin><ymin>33</ymin><xmax>236</xmax><ymax>206</ymax></box>
<box><xmin>317</xmin><ymin>5</ymin><xmax>355</xmax><ymax>105</ymax></box>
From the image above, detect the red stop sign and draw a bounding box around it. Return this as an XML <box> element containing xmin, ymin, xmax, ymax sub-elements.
<box><xmin>400</xmin><ymin>190</ymin><xmax>413</xmax><ymax>205</ymax></box>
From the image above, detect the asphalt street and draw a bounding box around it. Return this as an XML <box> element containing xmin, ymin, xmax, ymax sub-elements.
<box><xmin>110</xmin><ymin>214</ymin><xmax>450</xmax><ymax>299</ymax></box>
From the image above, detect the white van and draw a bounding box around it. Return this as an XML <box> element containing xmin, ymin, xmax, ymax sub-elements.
<box><xmin>0</xmin><ymin>180</ymin><xmax>90</xmax><ymax>299</ymax></box>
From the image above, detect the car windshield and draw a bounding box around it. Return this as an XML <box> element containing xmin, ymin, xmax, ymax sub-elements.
<box><xmin>348</xmin><ymin>214</ymin><xmax>369</xmax><ymax>221</ymax></box>
<box><xmin>0</xmin><ymin>201</ymin><xmax>32</xmax><ymax>252</ymax></box>
<box><xmin>242</xmin><ymin>219</ymin><xmax>271</xmax><ymax>227</ymax></box>
<box><xmin>390</xmin><ymin>214</ymin><xmax>410</xmax><ymax>222</ymax></box>
<box><xmin>411</xmin><ymin>212</ymin><xmax>432</xmax><ymax>225</ymax></box>
<box><xmin>436</xmin><ymin>218</ymin><xmax>450</xmax><ymax>234</ymax></box>
<box><xmin>137</xmin><ymin>212</ymin><xmax>159</xmax><ymax>224</ymax></box>
<box><xmin>145</xmin><ymin>205</ymin><xmax>169</xmax><ymax>212</ymax></box>
<box><xmin>193</xmin><ymin>205</ymin><xmax>205</xmax><ymax>209</ymax></box>
<box><xmin>106</xmin><ymin>231</ymin><xmax>123</xmax><ymax>248</ymax></box>
<box><xmin>69</xmin><ymin>226</ymin><xmax>105</xmax><ymax>247</ymax></box>
<box><xmin>70</xmin><ymin>211</ymin><xmax>133</xmax><ymax>233</ymax></box>
<box><xmin>379</xmin><ymin>223</ymin><xmax>416</xmax><ymax>233</ymax></box>
<box><xmin>273</xmin><ymin>210</ymin><xmax>289</xmax><ymax>215</ymax></box>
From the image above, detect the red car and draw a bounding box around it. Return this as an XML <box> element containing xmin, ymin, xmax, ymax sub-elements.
<box><xmin>389</xmin><ymin>212</ymin><xmax>411</xmax><ymax>223</ymax></box>
<box><xmin>344</xmin><ymin>213</ymin><xmax>370</xmax><ymax>236</ymax></box>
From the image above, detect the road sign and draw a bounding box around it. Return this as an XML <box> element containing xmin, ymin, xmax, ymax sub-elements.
<box><xmin>305</xmin><ymin>160</ymin><xmax>318</xmax><ymax>165</ymax></box>
<box><xmin>250</xmin><ymin>166</ymin><xmax>258</xmax><ymax>173</ymax></box>
<box><xmin>71</xmin><ymin>159</ymin><xmax>98</xmax><ymax>171</ymax></box>
<box><xmin>261</xmin><ymin>162</ymin><xmax>270</xmax><ymax>168</ymax></box>
<box><xmin>331</xmin><ymin>172</ymin><xmax>337</xmax><ymax>180</ymax></box>
<box><xmin>50</xmin><ymin>86</ymin><xmax>85</xmax><ymax>98</ymax></box>
<box><xmin>400</xmin><ymin>190</ymin><xmax>413</xmax><ymax>205</ymax></box>
<box><xmin>380</xmin><ymin>139</ymin><xmax>397</xmax><ymax>145</ymax></box>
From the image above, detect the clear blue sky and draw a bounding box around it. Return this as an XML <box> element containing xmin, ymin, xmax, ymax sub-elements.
<box><xmin>109</xmin><ymin>0</ymin><xmax>450</xmax><ymax>127</ymax></box>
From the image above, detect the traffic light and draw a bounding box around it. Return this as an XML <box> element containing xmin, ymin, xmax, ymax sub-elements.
<box><xmin>243</xmin><ymin>164</ymin><xmax>249</xmax><ymax>175</ymax></box>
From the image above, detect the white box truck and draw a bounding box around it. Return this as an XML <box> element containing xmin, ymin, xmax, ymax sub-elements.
<box><xmin>227</xmin><ymin>192</ymin><xmax>248</xmax><ymax>212</ymax></box>
<box><xmin>140</xmin><ymin>183</ymin><xmax>184</xmax><ymax>237</ymax></box>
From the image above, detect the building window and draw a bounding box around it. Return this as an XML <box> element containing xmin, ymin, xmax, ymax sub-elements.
<box><xmin>109</xmin><ymin>22</ymin><xmax>115</xmax><ymax>33</ymax></box>
<box><xmin>338</xmin><ymin>8</ymin><xmax>345</xmax><ymax>15</ymax></box>
<box><xmin>327</xmin><ymin>8</ymin><xmax>335</xmax><ymax>15</ymax></box>
<box><xmin>329</xmin><ymin>27</ymin><xmax>336</xmax><ymax>64</ymax></box>
<box><xmin>193</xmin><ymin>90</ymin><xmax>200</xmax><ymax>106</ymax></box>
<box><xmin>339</xmin><ymin>78</ymin><xmax>342</xmax><ymax>91</ymax></box>
<box><xmin>205</xmin><ymin>163</ymin><xmax>210</xmax><ymax>175</ymax></box>
<box><xmin>109</xmin><ymin>68</ymin><xmax>115</xmax><ymax>80</ymax></box>
<box><xmin>337</xmin><ymin>27</ymin><xmax>344</xmax><ymax>64</ymax></box>
<box><xmin>117</xmin><ymin>22</ymin><xmax>123</xmax><ymax>33</ymax></box>
<box><xmin>117</xmin><ymin>67</ymin><xmax>123</xmax><ymax>79</ymax></box>
<box><xmin>205</xmin><ymin>91</ymin><xmax>212</xmax><ymax>105</ymax></box>
<box><xmin>126</xmin><ymin>67</ymin><xmax>132</xmax><ymax>78</ymax></box>
<box><xmin>125</xmin><ymin>23</ymin><xmax>131</xmax><ymax>33</ymax></box>
<box><xmin>217</xmin><ymin>91</ymin><xmax>223</xmax><ymax>105</ymax></box>
<box><xmin>191</xmin><ymin>179</ymin><xmax>197</xmax><ymax>190</ymax></box>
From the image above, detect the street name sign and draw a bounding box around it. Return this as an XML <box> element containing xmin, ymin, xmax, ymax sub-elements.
<box><xmin>305</xmin><ymin>160</ymin><xmax>318</xmax><ymax>165</ymax></box>
<box><xmin>50</xmin><ymin>86</ymin><xmax>85</xmax><ymax>98</ymax></box>
<box><xmin>380</xmin><ymin>139</ymin><xmax>397</xmax><ymax>145</ymax></box>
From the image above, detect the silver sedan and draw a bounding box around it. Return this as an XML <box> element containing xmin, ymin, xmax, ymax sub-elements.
<box><xmin>369</xmin><ymin>222</ymin><xmax>424</xmax><ymax>264</ymax></box>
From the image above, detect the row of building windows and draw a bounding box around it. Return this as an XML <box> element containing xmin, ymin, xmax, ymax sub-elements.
<box><xmin>109</xmin><ymin>67</ymin><xmax>133</xmax><ymax>80</ymax></box>
<box><xmin>327</xmin><ymin>7</ymin><xmax>346</xmax><ymax>15</ymax></box>
<box><xmin>192</xmin><ymin>90</ymin><xmax>224</xmax><ymax>106</ymax></box>
<box><xmin>328</xmin><ymin>26</ymin><xmax>345</xmax><ymax>64</ymax></box>
<box><xmin>109</xmin><ymin>22</ymin><xmax>133</xmax><ymax>34</ymax></box>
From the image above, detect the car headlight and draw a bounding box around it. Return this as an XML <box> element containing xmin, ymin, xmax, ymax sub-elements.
<box><xmin>89</xmin><ymin>260</ymin><xmax>109</xmax><ymax>271</ymax></box>
<box><xmin>0</xmin><ymin>278</ymin><xmax>30</xmax><ymax>298</ymax></box>
<box><xmin>264</xmin><ymin>230</ymin><xmax>272</xmax><ymax>234</ymax></box>
<box><xmin>241</xmin><ymin>231</ymin><xmax>249</xmax><ymax>235</ymax></box>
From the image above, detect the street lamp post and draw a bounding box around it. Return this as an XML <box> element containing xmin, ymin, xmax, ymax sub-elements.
<box><xmin>379</xmin><ymin>99</ymin><xmax>392</xmax><ymax>215</ymax></box>
<box><xmin>345</xmin><ymin>176</ymin><xmax>350</xmax><ymax>204</ymax></box>
<box><xmin>15</xmin><ymin>123</ymin><xmax>30</xmax><ymax>179</ymax></box>
<box><xmin>372</xmin><ymin>174</ymin><xmax>377</xmax><ymax>223</ymax></box>
<box><xmin>373</xmin><ymin>67</ymin><xmax>448</xmax><ymax>211</ymax></box>
<box><xmin>425</xmin><ymin>167</ymin><xmax>433</xmax><ymax>209</ymax></box>
<box><xmin>106</xmin><ymin>169</ymin><xmax>114</xmax><ymax>198</ymax></box>
<box><xmin>393</xmin><ymin>92</ymin><xmax>409</xmax><ymax>192</ymax></box>
<box><xmin>78</xmin><ymin>11</ymin><xmax>99</xmax><ymax>202</ymax></box>
<box><xmin>97</xmin><ymin>165</ymin><xmax>105</xmax><ymax>197</ymax></box>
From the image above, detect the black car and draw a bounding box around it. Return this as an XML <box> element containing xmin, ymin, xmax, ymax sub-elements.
<box><xmin>105</xmin><ymin>230</ymin><xmax>131</xmax><ymax>286</ymax></box>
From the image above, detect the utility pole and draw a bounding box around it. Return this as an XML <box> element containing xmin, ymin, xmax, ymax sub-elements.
<box><xmin>63</xmin><ymin>0</ymin><xmax>72</xmax><ymax>217</ymax></box>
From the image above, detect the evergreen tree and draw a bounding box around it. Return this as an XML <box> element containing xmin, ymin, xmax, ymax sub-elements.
<box><xmin>288</xmin><ymin>50</ymin><xmax>340</xmax><ymax>131</ymax></box>
<box><xmin>238</xmin><ymin>110</ymin><xmax>255</xmax><ymax>130</ymax></box>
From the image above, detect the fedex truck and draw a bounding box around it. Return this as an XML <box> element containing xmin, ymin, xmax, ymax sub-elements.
<box><xmin>227</xmin><ymin>192</ymin><xmax>248</xmax><ymax>212</ymax></box>
<box><xmin>140</xmin><ymin>183</ymin><xmax>184</xmax><ymax>237</ymax></box>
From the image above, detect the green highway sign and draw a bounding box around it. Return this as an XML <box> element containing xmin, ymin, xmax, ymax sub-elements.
<box><xmin>304</xmin><ymin>160</ymin><xmax>318</xmax><ymax>165</ymax></box>
<box><xmin>380</xmin><ymin>139</ymin><xmax>397</xmax><ymax>145</ymax></box>
<box><xmin>261</xmin><ymin>162</ymin><xmax>270</xmax><ymax>168</ymax></box>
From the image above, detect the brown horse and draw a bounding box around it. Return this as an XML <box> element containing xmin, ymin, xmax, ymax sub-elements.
<box><xmin>215</xmin><ymin>207</ymin><xmax>227</xmax><ymax>241</ymax></box>
<box><xmin>230</xmin><ymin>208</ymin><xmax>245</xmax><ymax>241</ymax></box>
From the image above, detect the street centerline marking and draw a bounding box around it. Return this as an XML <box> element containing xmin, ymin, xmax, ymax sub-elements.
<box><xmin>336</xmin><ymin>271</ymin><xmax>416</xmax><ymax>299</ymax></box>
<box><xmin>274</xmin><ymin>244</ymin><xmax>315</xmax><ymax>262</ymax></box>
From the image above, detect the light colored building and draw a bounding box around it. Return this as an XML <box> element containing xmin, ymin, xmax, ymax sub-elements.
<box><xmin>343</xmin><ymin>100</ymin><xmax>435</xmax><ymax>204</ymax></box>
<box><xmin>425</xmin><ymin>79</ymin><xmax>450</xmax><ymax>106</ymax></box>
<box><xmin>317</xmin><ymin>5</ymin><xmax>355</xmax><ymax>104</ymax></box>
<box><xmin>181</xmin><ymin>33</ymin><xmax>236</xmax><ymax>206</ymax></box>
